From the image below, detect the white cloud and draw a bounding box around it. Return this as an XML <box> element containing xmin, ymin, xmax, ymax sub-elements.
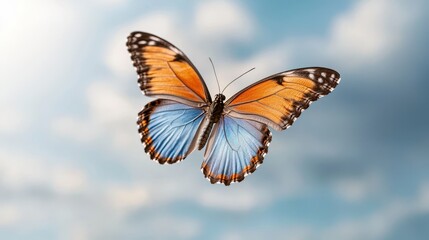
<box><xmin>142</xmin><ymin>215</ymin><xmax>202</xmax><ymax>239</ymax></box>
<box><xmin>0</xmin><ymin>148</ymin><xmax>95</xmax><ymax>235</ymax></box>
<box><xmin>194</xmin><ymin>0</ymin><xmax>254</xmax><ymax>42</ymax></box>
<box><xmin>325</xmin><ymin>0</ymin><xmax>419</xmax><ymax>69</ymax></box>
<box><xmin>107</xmin><ymin>184</ymin><xmax>149</xmax><ymax>213</ymax></box>
<box><xmin>0</xmin><ymin>204</ymin><xmax>20</xmax><ymax>227</ymax></box>
<box><xmin>417</xmin><ymin>182</ymin><xmax>429</xmax><ymax>210</ymax></box>
<box><xmin>52</xmin><ymin>116</ymin><xmax>98</xmax><ymax>144</ymax></box>
<box><xmin>52</xmin><ymin>167</ymin><xmax>87</xmax><ymax>195</ymax></box>
<box><xmin>197</xmin><ymin>186</ymin><xmax>271</xmax><ymax>211</ymax></box>
<box><xmin>86</xmin><ymin>82</ymin><xmax>136</xmax><ymax>124</ymax></box>
<box><xmin>0</xmin><ymin>106</ymin><xmax>26</xmax><ymax>134</ymax></box>
<box><xmin>92</xmin><ymin>0</ymin><xmax>129</xmax><ymax>8</ymax></box>
<box><xmin>221</xmin><ymin>225</ymin><xmax>313</xmax><ymax>240</ymax></box>
<box><xmin>332</xmin><ymin>171</ymin><xmax>385</xmax><ymax>203</ymax></box>
<box><xmin>0</xmin><ymin>0</ymin><xmax>87</xmax><ymax>94</ymax></box>
<box><xmin>0</xmin><ymin>149</ymin><xmax>88</xmax><ymax>195</ymax></box>
<box><xmin>321</xmin><ymin>185</ymin><xmax>429</xmax><ymax>240</ymax></box>
<box><xmin>67</xmin><ymin>226</ymin><xmax>90</xmax><ymax>240</ymax></box>
<box><xmin>52</xmin><ymin>81</ymin><xmax>139</xmax><ymax>152</ymax></box>
<box><xmin>0</xmin><ymin>0</ymin><xmax>90</xmax><ymax>136</ymax></box>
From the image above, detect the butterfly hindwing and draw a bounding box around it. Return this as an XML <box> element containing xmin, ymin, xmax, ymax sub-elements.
<box><xmin>138</xmin><ymin>99</ymin><xmax>206</xmax><ymax>164</ymax></box>
<box><xmin>202</xmin><ymin>116</ymin><xmax>272</xmax><ymax>185</ymax></box>
<box><xmin>127</xmin><ymin>32</ymin><xmax>211</xmax><ymax>106</ymax></box>
<box><xmin>225</xmin><ymin>67</ymin><xmax>340</xmax><ymax>130</ymax></box>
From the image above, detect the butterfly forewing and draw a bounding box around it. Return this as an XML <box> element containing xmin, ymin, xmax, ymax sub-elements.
<box><xmin>224</xmin><ymin>67</ymin><xmax>340</xmax><ymax>130</ymax></box>
<box><xmin>127</xmin><ymin>32</ymin><xmax>212</xmax><ymax>106</ymax></box>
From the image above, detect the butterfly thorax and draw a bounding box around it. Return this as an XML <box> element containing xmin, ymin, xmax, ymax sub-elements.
<box><xmin>198</xmin><ymin>94</ymin><xmax>226</xmax><ymax>150</ymax></box>
<box><xmin>208</xmin><ymin>94</ymin><xmax>226</xmax><ymax>122</ymax></box>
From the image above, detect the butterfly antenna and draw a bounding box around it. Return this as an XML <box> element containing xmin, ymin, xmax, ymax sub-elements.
<box><xmin>221</xmin><ymin>67</ymin><xmax>255</xmax><ymax>94</ymax></box>
<box><xmin>209</xmin><ymin>58</ymin><xmax>221</xmax><ymax>93</ymax></box>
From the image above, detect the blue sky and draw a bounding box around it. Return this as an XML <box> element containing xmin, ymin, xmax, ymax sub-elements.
<box><xmin>1</xmin><ymin>0</ymin><xmax>429</xmax><ymax>239</ymax></box>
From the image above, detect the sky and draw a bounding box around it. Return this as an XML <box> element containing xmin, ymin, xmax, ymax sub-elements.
<box><xmin>1</xmin><ymin>0</ymin><xmax>429</xmax><ymax>239</ymax></box>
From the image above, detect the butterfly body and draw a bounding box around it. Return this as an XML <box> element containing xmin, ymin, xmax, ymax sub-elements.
<box><xmin>198</xmin><ymin>93</ymin><xmax>226</xmax><ymax>150</ymax></box>
<box><xmin>127</xmin><ymin>31</ymin><xmax>341</xmax><ymax>185</ymax></box>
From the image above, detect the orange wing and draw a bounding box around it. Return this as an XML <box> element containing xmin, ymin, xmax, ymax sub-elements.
<box><xmin>127</xmin><ymin>32</ymin><xmax>211</xmax><ymax>106</ymax></box>
<box><xmin>224</xmin><ymin>67</ymin><xmax>341</xmax><ymax>130</ymax></box>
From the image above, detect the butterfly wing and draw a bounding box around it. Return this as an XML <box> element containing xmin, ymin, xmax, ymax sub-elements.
<box><xmin>202</xmin><ymin>67</ymin><xmax>340</xmax><ymax>185</ymax></box>
<box><xmin>224</xmin><ymin>67</ymin><xmax>341</xmax><ymax>130</ymax></box>
<box><xmin>138</xmin><ymin>99</ymin><xmax>207</xmax><ymax>164</ymax></box>
<box><xmin>128</xmin><ymin>32</ymin><xmax>213</xmax><ymax>164</ymax></box>
<box><xmin>127</xmin><ymin>31</ymin><xmax>212</xmax><ymax>106</ymax></box>
<box><xmin>202</xmin><ymin>116</ymin><xmax>271</xmax><ymax>185</ymax></box>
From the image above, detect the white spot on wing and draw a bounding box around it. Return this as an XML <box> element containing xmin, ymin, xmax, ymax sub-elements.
<box><xmin>148</xmin><ymin>41</ymin><xmax>155</xmax><ymax>46</ymax></box>
<box><xmin>149</xmin><ymin>36</ymin><xmax>160</xmax><ymax>41</ymax></box>
<box><xmin>169</xmin><ymin>46</ymin><xmax>181</xmax><ymax>54</ymax></box>
<box><xmin>308</xmin><ymin>73</ymin><xmax>315</xmax><ymax>80</ymax></box>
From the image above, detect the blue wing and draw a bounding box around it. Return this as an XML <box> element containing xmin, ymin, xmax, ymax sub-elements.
<box><xmin>201</xmin><ymin>116</ymin><xmax>272</xmax><ymax>185</ymax></box>
<box><xmin>138</xmin><ymin>99</ymin><xmax>206</xmax><ymax>164</ymax></box>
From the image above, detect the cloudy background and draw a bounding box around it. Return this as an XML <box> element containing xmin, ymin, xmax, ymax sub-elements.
<box><xmin>1</xmin><ymin>0</ymin><xmax>429</xmax><ymax>239</ymax></box>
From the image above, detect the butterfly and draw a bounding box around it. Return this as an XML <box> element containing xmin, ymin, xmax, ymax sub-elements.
<box><xmin>127</xmin><ymin>31</ymin><xmax>340</xmax><ymax>186</ymax></box>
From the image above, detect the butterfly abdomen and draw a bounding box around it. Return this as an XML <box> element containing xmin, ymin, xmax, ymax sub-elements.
<box><xmin>198</xmin><ymin>122</ymin><xmax>214</xmax><ymax>150</ymax></box>
<box><xmin>198</xmin><ymin>94</ymin><xmax>225</xmax><ymax>150</ymax></box>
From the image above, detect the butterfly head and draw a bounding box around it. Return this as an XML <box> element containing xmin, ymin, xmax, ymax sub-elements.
<box><xmin>208</xmin><ymin>94</ymin><xmax>226</xmax><ymax>123</ymax></box>
<box><xmin>215</xmin><ymin>93</ymin><xmax>226</xmax><ymax>103</ymax></box>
